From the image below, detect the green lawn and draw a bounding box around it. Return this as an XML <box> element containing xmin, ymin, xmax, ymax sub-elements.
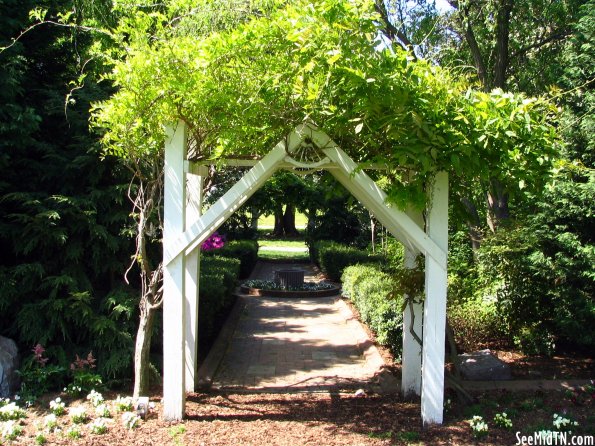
<box><xmin>259</xmin><ymin>239</ymin><xmax>307</xmax><ymax>248</ymax></box>
<box><xmin>258</xmin><ymin>211</ymin><xmax>307</xmax><ymax>229</ymax></box>
<box><xmin>257</xmin><ymin>237</ymin><xmax>309</xmax><ymax>261</ymax></box>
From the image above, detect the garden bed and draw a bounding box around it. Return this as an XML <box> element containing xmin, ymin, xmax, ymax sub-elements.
<box><xmin>240</xmin><ymin>280</ymin><xmax>341</xmax><ymax>297</ymax></box>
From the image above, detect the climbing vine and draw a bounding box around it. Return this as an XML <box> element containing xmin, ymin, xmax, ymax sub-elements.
<box><xmin>92</xmin><ymin>0</ymin><xmax>561</xmax><ymax>212</ymax></box>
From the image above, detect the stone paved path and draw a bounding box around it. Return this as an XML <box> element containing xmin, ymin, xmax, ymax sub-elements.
<box><xmin>211</xmin><ymin>261</ymin><xmax>393</xmax><ymax>392</ymax></box>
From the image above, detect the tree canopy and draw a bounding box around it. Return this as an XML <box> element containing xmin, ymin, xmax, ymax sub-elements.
<box><xmin>93</xmin><ymin>0</ymin><xmax>560</xmax><ymax>209</ymax></box>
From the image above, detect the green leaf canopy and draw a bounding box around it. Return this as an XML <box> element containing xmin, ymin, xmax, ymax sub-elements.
<box><xmin>93</xmin><ymin>0</ymin><xmax>560</xmax><ymax>208</ymax></box>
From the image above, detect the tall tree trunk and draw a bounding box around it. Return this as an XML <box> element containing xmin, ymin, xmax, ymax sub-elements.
<box><xmin>461</xmin><ymin>197</ymin><xmax>483</xmax><ymax>250</ymax></box>
<box><xmin>457</xmin><ymin>3</ymin><xmax>490</xmax><ymax>90</ymax></box>
<box><xmin>133</xmin><ymin>300</ymin><xmax>156</xmax><ymax>398</ymax></box>
<box><xmin>272</xmin><ymin>206</ymin><xmax>284</xmax><ymax>236</ymax></box>
<box><xmin>128</xmin><ymin>171</ymin><xmax>164</xmax><ymax>399</ymax></box>
<box><xmin>494</xmin><ymin>0</ymin><xmax>513</xmax><ymax>89</ymax></box>
<box><xmin>282</xmin><ymin>203</ymin><xmax>299</xmax><ymax>236</ymax></box>
<box><xmin>370</xmin><ymin>214</ymin><xmax>376</xmax><ymax>253</ymax></box>
<box><xmin>250</xmin><ymin>208</ymin><xmax>260</xmax><ymax>231</ymax></box>
<box><xmin>486</xmin><ymin>178</ymin><xmax>510</xmax><ymax>232</ymax></box>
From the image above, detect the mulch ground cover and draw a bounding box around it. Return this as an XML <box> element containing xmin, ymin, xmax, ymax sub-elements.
<box><xmin>3</xmin><ymin>381</ymin><xmax>594</xmax><ymax>445</ymax></box>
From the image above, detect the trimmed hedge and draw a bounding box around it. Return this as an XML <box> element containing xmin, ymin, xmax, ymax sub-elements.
<box><xmin>205</xmin><ymin>239</ymin><xmax>258</xmax><ymax>279</ymax></box>
<box><xmin>198</xmin><ymin>256</ymin><xmax>241</xmax><ymax>359</ymax></box>
<box><xmin>342</xmin><ymin>264</ymin><xmax>404</xmax><ymax>359</ymax></box>
<box><xmin>311</xmin><ymin>240</ymin><xmax>382</xmax><ymax>281</ymax></box>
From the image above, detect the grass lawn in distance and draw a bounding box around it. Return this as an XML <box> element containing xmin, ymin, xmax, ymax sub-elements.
<box><xmin>257</xmin><ymin>237</ymin><xmax>309</xmax><ymax>261</ymax></box>
<box><xmin>258</xmin><ymin>211</ymin><xmax>307</xmax><ymax>229</ymax></box>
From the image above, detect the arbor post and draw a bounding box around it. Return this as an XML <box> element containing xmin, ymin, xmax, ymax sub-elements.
<box><xmin>163</xmin><ymin>121</ymin><xmax>187</xmax><ymax>421</ymax></box>
<box><xmin>401</xmin><ymin>209</ymin><xmax>424</xmax><ymax>398</ymax></box>
<box><xmin>184</xmin><ymin>164</ymin><xmax>206</xmax><ymax>393</ymax></box>
<box><xmin>421</xmin><ymin>172</ymin><xmax>449</xmax><ymax>426</ymax></box>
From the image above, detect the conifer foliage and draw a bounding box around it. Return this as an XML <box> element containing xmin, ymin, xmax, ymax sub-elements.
<box><xmin>0</xmin><ymin>0</ymin><xmax>136</xmax><ymax>381</ymax></box>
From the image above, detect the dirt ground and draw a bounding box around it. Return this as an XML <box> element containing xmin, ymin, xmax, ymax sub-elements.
<box><xmin>4</xmin><ymin>375</ymin><xmax>594</xmax><ymax>446</ymax></box>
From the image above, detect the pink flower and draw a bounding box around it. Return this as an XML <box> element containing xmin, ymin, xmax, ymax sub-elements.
<box><xmin>70</xmin><ymin>351</ymin><xmax>96</xmax><ymax>370</ymax></box>
<box><xmin>32</xmin><ymin>344</ymin><xmax>49</xmax><ymax>366</ymax></box>
<box><xmin>201</xmin><ymin>232</ymin><xmax>225</xmax><ymax>251</ymax></box>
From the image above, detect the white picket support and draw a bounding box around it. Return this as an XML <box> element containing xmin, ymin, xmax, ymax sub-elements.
<box><xmin>421</xmin><ymin>172</ymin><xmax>449</xmax><ymax>426</ymax></box>
<box><xmin>163</xmin><ymin>135</ymin><xmax>298</xmax><ymax>266</ymax></box>
<box><xmin>161</xmin><ymin>122</ymin><xmax>450</xmax><ymax>426</ymax></box>
<box><xmin>184</xmin><ymin>172</ymin><xmax>202</xmax><ymax>393</ymax></box>
<box><xmin>322</xmin><ymin>143</ymin><xmax>446</xmax><ymax>267</ymax></box>
<box><xmin>163</xmin><ymin>121</ymin><xmax>187</xmax><ymax>421</ymax></box>
<box><xmin>401</xmin><ymin>209</ymin><xmax>424</xmax><ymax>398</ymax></box>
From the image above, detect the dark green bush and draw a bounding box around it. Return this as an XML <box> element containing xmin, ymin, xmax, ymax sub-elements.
<box><xmin>312</xmin><ymin>241</ymin><xmax>382</xmax><ymax>281</ymax></box>
<box><xmin>205</xmin><ymin>240</ymin><xmax>258</xmax><ymax>279</ymax></box>
<box><xmin>342</xmin><ymin>264</ymin><xmax>404</xmax><ymax>359</ymax></box>
<box><xmin>198</xmin><ymin>256</ymin><xmax>241</xmax><ymax>358</ymax></box>
<box><xmin>447</xmin><ymin>297</ymin><xmax>506</xmax><ymax>352</ymax></box>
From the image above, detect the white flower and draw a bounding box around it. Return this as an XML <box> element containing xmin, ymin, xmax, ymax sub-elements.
<box><xmin>114</xmin><ymin>395</ymin><xmax>134</xmax><ymax>412</ymax></box>
<box><xmin>1</xmin><ymin>420</ymin><xmax>24</xmax><ymax>440</ymax></box>
<box><xmin>89</xmin><ymin>417</ymin><xmax>110</xmax><ymax>435</ymax></box>
<box><xmin>86</xmin><ymin>390</ymin><xmax>104</xmax><ymax>407</ymax></box>
<box><xmin>0</xmin><ymin>402</ymin><xmax>26</xmax><ymax>421</ymax></box>
<box><xmin>44</xmin><ymin>413</ymin><xmax>59</xmax><ymax>432</ymax></box>
<box><xmin>49</xmin><ymin>397</ymin><xmax>66</xmax><ymax>416</ymax></box>
<box><xmin>121</xmin><ymin>411</ymin><xmax>141</xmax><ymax>430</ymax></box>
<box><xmin>469</xmin><ymin>415</ymin><xmax>489</xmax><ymax>437</ymax></box>
<box><xmin>95</xmin><ymin>403</ymin><xmax>111</xmax><ymax>418</ymax></box>
<box><xmin>69</xmin><ymin>405</ymin><xmax>88</xmax><ymax>424</ymax></box>
<box><xmin>552</xmin><ymin>414</ymin><xmax>577</xmax><ymax>431</ymax></box>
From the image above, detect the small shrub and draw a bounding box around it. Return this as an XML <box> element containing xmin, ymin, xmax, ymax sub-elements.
<box><xmin>121</xmin><ymin>412</ymin><xmax>141</xmax><ymax>430</ymax></box>
<box><xmin>66</xmin><ymin>426</ymin><xmax>82</xmax><ymax>439</ymax></box>
<box><xmin>513</xmin><ymin>324</ymin><xmax>556</xmax><ymax>356</ymax></box>
<box><xmin>493</xmin><ymin>412</ymin><xmax>513</xmax><ymax>429</ymax></box>
<box><xmin>1</xmin><ymin>420</ymin><xmax>24</xmax><ymax>441</ymax></box>
<box><xmin>468</xmin><ymin>415</ymin><xmax>489</xmax><ymax>438</ymax></box>
<box><xmin>49</xmin><ymin>397</ymin><xmax>66</xmax><ymax>416</ymax></box>
<box><xmin>114</xmin><ymin>396</ymin><xmax>134</xmax><ymax>412</ymax></box>
<box><xmin>0</xmin><ymin>402</ymin><xmax>26</xmax><ymax>421</ymax></box>
<box><xmin>69</xmin><ymin>406</ymin><xmax>88</xmax><ymax>424</ymax></box>
<box><xmin>89</xmin><ymin>418</ymin><xmax>109</xmax><ymax>434</ymax></box>
<box><xmin>86</xmin><ymin>390</ymin><xmax>104</xmax><ymax>407</ymax></box>
<box><xmin>35</xmin><ymin>433</ymin><xmax>47</xmax><ymax>445</ymax></box>
<box><xmin>448</xmin><ymin>297</ymin><xmax>505</xmax><ymax>352</ymax></box>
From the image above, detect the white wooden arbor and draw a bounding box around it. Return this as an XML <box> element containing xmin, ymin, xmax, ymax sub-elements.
<box><xmin>162</xmin><ymin>121</ymin><xmax>448</xmax><ymax>426</ymax></box>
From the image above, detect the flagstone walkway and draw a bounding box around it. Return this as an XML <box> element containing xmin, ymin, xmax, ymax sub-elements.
<box><xmin>208</xmin><ymin>261</ymin><xmax>398</xmax><ymax>393</ymax></box>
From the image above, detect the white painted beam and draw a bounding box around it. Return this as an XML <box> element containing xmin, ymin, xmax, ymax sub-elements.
<box><xmin>321</xmin><ymin>143</ymin><xmax>446</xmax><ymax>267</ymax></box>
<box><xmin>164</xmin><ymin>131</ymin><xmax>303</xmax><ymax>266</ymax></box>
<box><xmin>188</xmin><ymin>159</ymin><xmax>386</xmax><ymax>170</ymax></box>
<box><xmin>184</xmin><ymin>172</ymin><xmax>202</xmax><ymax>393</ymax></box>
<box><xmin>421</xmin><ymin>172</ymin><xmax>449</xmax><ymax>426</ymax></box>
<box><xmin>401</xmin><ymin>209</ymin><xmax>424</xmax><ymax>398</ymax></box>
<box><xmin>163</xmin><ymin>121</ymin><xmax>187</xmax><ymax>421</ymax></box>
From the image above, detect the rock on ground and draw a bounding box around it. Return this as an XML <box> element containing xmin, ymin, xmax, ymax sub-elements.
<box><xmin>0</xmin><ymin>335</ymin><xmax>19</xmax><ymax>398</ymax></box>
<box><xmin>458</xmin><ymin>349</ymin><xmax>512</xmax><ymax>381</ymax></box>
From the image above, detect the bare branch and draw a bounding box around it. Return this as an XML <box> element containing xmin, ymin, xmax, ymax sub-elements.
<box><xmin>374</xmin><ymin>0</ymin><xmax>417</xmax><ymax>59</ymax></box>
<box><xmin>0</xmin><ymin>19</ymin><xmax>111</xmax><ymax>53</ymax></box>
<box><xmin>511</xmin><ymin>30</ymin><xmax>571</xmax><ymax>60</ymax></box>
